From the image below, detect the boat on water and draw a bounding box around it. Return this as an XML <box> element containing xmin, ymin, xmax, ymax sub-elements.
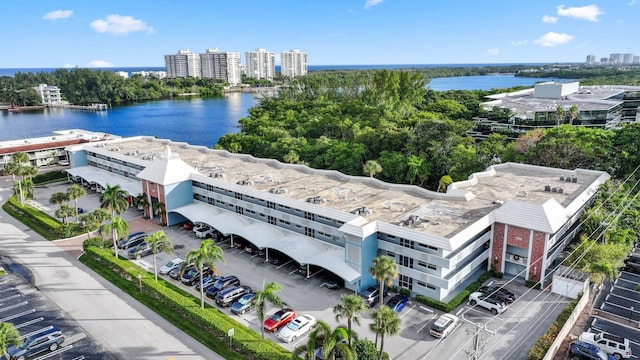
<box><xmin>6</xmin><ymin>104</ymin><xmax>21</xmax><ymax>112</ymax></box>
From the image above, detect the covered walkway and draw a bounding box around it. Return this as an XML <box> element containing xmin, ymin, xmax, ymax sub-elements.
<box><xmin>65</xmin><ymin>166</ymin><xmax>141</xmax><ymax>196</ymax></box>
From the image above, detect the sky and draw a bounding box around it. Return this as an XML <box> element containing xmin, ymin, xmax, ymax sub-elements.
<box><xmin>2</xmin><ymin>1</ymin><xmax>638</xmax><ymax>68</ymax></box>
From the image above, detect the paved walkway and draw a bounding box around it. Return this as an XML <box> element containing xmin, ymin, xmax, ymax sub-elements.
<box><xmin>0</xmin><ymin>178</ymin><xmax>223</xmax><ymax>360</ymax></box>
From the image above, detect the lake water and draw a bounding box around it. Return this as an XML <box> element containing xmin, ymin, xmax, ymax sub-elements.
<box><xmin>1</xmin><ymin>74</ymin><xmax>564</xmax><ymax>147</ymax></box>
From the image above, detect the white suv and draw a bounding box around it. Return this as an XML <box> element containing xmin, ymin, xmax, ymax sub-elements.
<box><xmin>468</xmin><ymin>291</ymin><xmax>507</xmax><ymax>314</ymax></box>
<box><xmin>578</xmin><ymin>331</ymin><xmax>632</xmax><ymax>359</ymax></box>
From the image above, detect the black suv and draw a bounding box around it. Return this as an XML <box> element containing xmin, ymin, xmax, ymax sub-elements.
<box><xmin>569</xmin><ymin>340</ymin><xmax>615</xmax><ymax>360</ymax></box>
<box><xmin>478</xmin><ymin>285</ymin><xmax>515</xmax><ymax>303</ymax></box>
<box><xmin>205</xmin><ymin>276</ymin><xmax>240</xmax><ymax>299</ymax></box>
<box><xmin>181</xmin><ymin>265</ymin><xmax>212</xmax><ymax>286</ymax></box>
<box><xmin>215</xmin><ymin>285</ymin><xmax>253</xmax><ymax>307</ymax></box>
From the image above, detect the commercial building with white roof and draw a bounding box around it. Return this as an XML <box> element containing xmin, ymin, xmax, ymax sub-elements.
<box><xmin>62</xmin><ymin>133</ymin><xmax>609</xmax><ymax>301</ymax></box>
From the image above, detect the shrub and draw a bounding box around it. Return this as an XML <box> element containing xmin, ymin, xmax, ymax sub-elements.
<box><xmin>83</xmin><ymin>237</ymin><xmax>105</xmax><ymax>250</ymax></box>
<box><xmin>33</xmin><ymin>170</ymin><xmax>68</xmax><ymax>184</ymax></box>
<box><xmin>415</xmin><ymin>271</ymin><xmax>491</xmax><ymax>312</ymax></box>
<box><xmin>2</xmin><ymin>196</ymin><xmax>62</xmax><ymax>240</ymax></box>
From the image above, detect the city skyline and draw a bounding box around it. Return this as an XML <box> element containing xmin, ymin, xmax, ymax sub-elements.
<box><xmin>2</xmin><ymin>1</ymin><xmax>639</xmax><ymax>68</ymax></box>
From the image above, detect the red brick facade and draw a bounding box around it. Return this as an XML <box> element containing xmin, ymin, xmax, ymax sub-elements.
<box><xmin>491</xmin><ymin>223</ymin><xmax>505</xmax><ymax>272</ymax></box>
<box><xmin>491</xmin><ymin>223</ymin><xmax>548</xmax><ymax>283</ymax></box>
<box><xmin>142</xmin><ymin>180</ymin><xmax>167</xmax><ymax>224</ymax></box>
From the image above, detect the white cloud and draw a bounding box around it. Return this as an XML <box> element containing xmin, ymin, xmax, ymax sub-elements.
<box><xmin>557</xmin><ymin>4</ymin><xmax>604</xmax><ymax>22</ymax></box>
<box><xmin>43</xmin><ymin>10</ymin><xmax>73</xmax><ymax>21</ymax></box>
<box><xmin>629</xmin><ymin>0</ymin><xmax>637</xmax><ymax>5</ymax></box>
<box><xmin>542</xmin><ymin>15</ymin><xmax>558</xmax><ymax>23</ymax></box>
<box><xmin>364</xmin><ymin>0</ymin><xmax>384</xmax><ymax>9</ymax></box>
<box><xmin>90</xmin><ymin>15</ymin><xmax>155</xmax><ymax>35</ymax></box>
<box><xmin>511</xmin><ymin>40</ymin><xmax>528</xmax><ymax>46</ymax></box>
<box><xmin>62</xmin><ymin>64</ymin><xmax>76</xmax><ymax>68</ymax></box>
<box><xmin>87</xmin><ymin>60</ymin><xmax>114</xmax><ymax>68</ymax></box>
<box><xmin>534</xmin><ymin>32</ymin><xmax>574</xmax><ymax>47</ymax></box>
<box><xmin>486</xmin><ymin>48</ymin><xmax>500</xmax><ymax>55</ymax></box>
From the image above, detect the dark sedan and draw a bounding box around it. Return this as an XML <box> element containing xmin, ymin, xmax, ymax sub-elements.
<box><xmin>385</xmin><ymin>294</ymin><xmax>409</xmax><ymax>313</ymax></box>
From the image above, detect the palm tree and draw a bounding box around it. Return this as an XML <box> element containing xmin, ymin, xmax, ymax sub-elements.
<box><xmin>152</xmin><ymin>201</ymin><xmax>166</xmax><ymax>224</ymax></box>
<box><xmin>0</xmin><ymin>322</ymin><xmax>20</xmax><ymax>359</ymax></box>
<box><xmin>55</xmin><ymin>204</ymin><xmax>74</xmax><ymax>224</ymax></box>
<box><xmin>146</xmin><ymin>231</ymin><xmax>173</xmax><ymax>282</ymax></box>
<box><xmin>333</xmin><ymin>294</ymin><xmax>367</xmax><ymax>346</ymax></box>
<box><xmin>67</xmin><ymin>184</ymin><xmax>86</xmax><ymax>223</ymax></box>
<box><xmin>555</xmin><ymin>105</ymin><xmax>565</xmax><ymax>126</ymax></box>
<box><xmin>363</xmin><ymin>160</ymin><xmax>382</xmax><ymax>178</ymax></box>
<box><xmin>253</xmin><ymin>281</ymin><xmax>283</xmax><ymax>340</ymax></box>
<box><xmin>569</xmin><ymin>104</ymin><xmax>579</xmax><ymax>125</ymax></box>
<box><xmin>100</xmin><ymin>184</ymin><xmax>128</xmax><ymax>216</ymax></box>
<box><xmin>4</xmin><ymin>161</ymin><xmax>26</xmax><ymax>206</ymax></box>
<box><xmin>293</xmin><ymin>321</ymin><xmax>356</xmax><ymax>360</ymax></box>
<box><xmin>369</xmin><ymin>255</ymin><xmax>398</xmax><ymax>307</ymax></box>
<box><xmin>101</xmin><ymin>216</ymin><xmax>129</xmax><ymax>258</ymax></box>
<box><xmin>185</xmin><ymin>239</ymin><xmax>225</xmax><ymax>309</ymax></box>
<box><xmin>370</xmin><ymin>306</ymin><xmax>400</xmax><ymax>360</ymax></box>
<box><xmin>49</xmin><ymin>191</ymin><xmax>69</xmax><ymax>207</ymax></box>
<box><xmin>79</xmin><ymin>208</ymin><xmax>110</xmax><ymax>241</ymax></box>
<box><xmin>134</xmin><ymin>193</ymin><xmax>149</xmax><ymax>211</ymax></box>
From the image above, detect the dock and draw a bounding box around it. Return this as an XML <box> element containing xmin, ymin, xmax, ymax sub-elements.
<box><xmin>49</xmin><ymin>103</ymin><xmax>109</xmax><ymax>111</ymax></box>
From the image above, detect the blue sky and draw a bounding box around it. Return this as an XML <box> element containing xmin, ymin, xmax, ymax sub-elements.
<box><xmin>2</xmin><ymin>1</ymin><xmax>638</xmax><ymax>68</ymax></box>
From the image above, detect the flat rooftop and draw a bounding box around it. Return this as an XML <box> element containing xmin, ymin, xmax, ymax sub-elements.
<box><xmin>85</xmin><ymin>136</ymin><xmax>605</xmax><ymax>238</ymax></box>
<box><xmin>0</xmin><ymin>129</ymin><xmax>120</xmax><ymax>155</ymax></box>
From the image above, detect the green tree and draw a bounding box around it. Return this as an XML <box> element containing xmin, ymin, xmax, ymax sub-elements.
<box><xmin>253</xmin><ymin>281</ymin><xmax>283</xmax><ymax>340</ymax></box>
<box><xmin>555</xmin><ymin>105</ymin><xmax>565</xmax><ymax>126</ymax></box>
<box><xmin>569</xmin><ymin>104</ymin><xmax>579</xmax><ymax>125</ymax></box>
<box><xmin>67</xmin><ymin>184</ymin><xmax>86</xmax><ymax>223</ymax></box>
<box><xmin>363</xmin><ymin>160</ymin><xmax>383</xmax><ymax>178</ymax></box>
<box><xmin>437</xmin><ymin>175</ymin><xmax>453</xmax><ymax>192</ymax></box>
<box><xmin>146</xmin><ymin>231</ymin><xmax>174</xmax><ymax>282</ymax></box>
<box><xmin>283</xmin><ymin>150</ymin><xmax>300</xmax><ymax>164</ymax></box>
<box><xmin>79</xmin><ymin>208</ymin><xmax>110</xmax><ymax>241</ymax></box>
<box><xmin>0</xmin><ymin>322</ymin><xmax>20</xmax><ymax>359</ymax></box>
<box><xmin>370</xmin><ymin>306</ymin><xmax>401</xmax><ymax>359</ymax></box>
<box><xmin>185</xmin><ymin>239</ymin><xmax>225</xmax><ymax>309</ymax></box>
<box><xmin>55</xmin><ymin>204</ymin><xmax>74</xmax><ymax>224</ymax></box>
<box><xmin>353</xmin><ymin>338</ymin><xmax>381</xmax><ymax>360</ymax></box>
<box><xmin>333</xmin><ymin>294</ymin><xmax>367</xmax><ymax>346</ymax></box>
<box><xmin>100</xmin><ymin>184</ymin><xmax>129</xmax><ymax>216</ymax></box>
<box><xmin>101</xmin><ymin>216</ymin><xmax>129</xmax><ymax>259</ymax></box>
<box><xmin>49</xmin><ymin>191</ymin><xmax>69</xmax><ymax>207</ymax></box>
<box><xmin>369</xmin><ymin>255</ymin><xmax>398</xmax><ymax>307</ymax></box>
<box><xmin>152</xmin><ymin>201</ymin><xmax>166</xmax><ymax>224</ymax></box>
<box><xmin>317</xmin><ymin>324</ymin><xmax>356</xmax><ymax>360</ymax></box>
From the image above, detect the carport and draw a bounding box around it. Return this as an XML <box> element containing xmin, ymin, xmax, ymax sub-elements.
<box><xmin>171</xmin><ymin>203</ymin><xmax>361</xmax><ymax>284</ymax></box>
<box><xmin>65</xmin><ymin>166</ymin><xmax>141</xmax><ymax>196</ymax></box>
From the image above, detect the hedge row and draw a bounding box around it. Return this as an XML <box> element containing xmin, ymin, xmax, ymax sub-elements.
<box><xmin>81</xmin><ymin>246</ymin><xmax>292</xmax><ymax>360</ymax></box>
<box><xmin>527</xmin><ymin>292</ymin><xmax>582</xmax><ymax>360</ymax></box>
<box><xmin>415</xmin><ymin>271</ymin><xmax>492</xmax><ymax>312</ymax></box>
<box><xmin>33</xmin><ymin>170</ymin><xmax>68</xmax><ymax>184</ymax></box>
<box><xmin>2</xmin><ymin>196</ymin><xmax>61</xmax><ymax>240</ymax></box>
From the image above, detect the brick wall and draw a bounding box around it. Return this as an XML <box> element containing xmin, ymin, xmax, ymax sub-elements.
<box><xmin>491</xmin><ymin>223</ymin><xmax>505</xmax><ymax>272</ymax></box>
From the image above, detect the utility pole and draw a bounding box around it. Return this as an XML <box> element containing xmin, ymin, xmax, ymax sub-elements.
<box><xmin>461</xmin><ymin>316</ymin><xmax>494</xmax><ymax>360</ymax></box>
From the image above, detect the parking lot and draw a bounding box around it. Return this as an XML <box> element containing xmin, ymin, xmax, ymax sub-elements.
<box><xmin>38</xmin><ymin>181</ymin><xmax>570</xmax><ymax>359</ymax></box>
<box><xmin>0</xmin><ymin>270</ymin><xmax>112</xmax><ymax>360</ymax></box>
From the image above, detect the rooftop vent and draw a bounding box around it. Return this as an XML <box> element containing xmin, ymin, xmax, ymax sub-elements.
<box><xmin>494</xmin><ymin>200</ymin><xmax>505</xmax><ymax>205</ymax></box>
<box><xmin>572</xmin><ymin>177</ymin><xmax>577</xmax><ymax>183</ymax></box>
<box><xmin>544</xmin><ymin>185</ymin><xmax>552</xmax><ymax>192</ymax></box>
<box><xmin>557</xmin><ymin>188</ymin><xmax>564</xmax><ymax>194</ymax></box>
<box><xmin>269</xmin><ymin>187</ymin><xmax>288</xmax><ymax>194</ymax></box>
<box><xmin>403</xmin><ymin>215</ymin><xmax>421</xmax><ymax>226</ymax></box>
<box><xmin>236</xmin><ymin>179</ymin><xmax>253</xmax><ymax>186</ymax></box>
<box><xmin>211</xmin><ymin>172</ymin><xmax>225</xmax><ymax>178</ymax></box>
<box><xmin>306</xmin><ymin>196</ymin><xmax>323</xmax><ymax>204</ymax></box>
<box><xmin>351</xmin><ymin>206</ymin><xmax>372</xmax><ymax>216</ymax></box>
<box><xmin>565</xmin><ymin>177</ymin><xmax>572</xmax><ymax>182</ymax></box>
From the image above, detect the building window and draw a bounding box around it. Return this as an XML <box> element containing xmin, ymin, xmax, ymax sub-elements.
<box><xmin>235</xmin><ymin>192</ymin><xmax>243</xmax><ymax>200</ymax></box>
<box><xmin>305</xmin><ymin>227</ymin><xmax>315</xmax><ymax>237</ymax></box>
<box><xmin>386</xmin><ymin>251</ymin><xmax>396</xmax><ymax>258</ymax></box>
<box><xmin>268</xmin><ymin>216</ymin><xmax>276</xmax><ymax>225</ymax></box>
<box><xmin>267</xmin><ymin>201</ymin><xmax>275</xmax><ymax>209</ymax></box>
<box><xmin>400</xmin><ymin>238</ymin><xmax>414</xmax><ymax>249</ymax></box>
<box><xmin>235</xmin><ymin>206</ymin><xmax>244</xmax><ymax>215</ymax></box>
<box><xmin>427</xmin><ymin>264</ymin><xmax>437</xmax><ymax>270</ymax></box>
<box><xmin>399</xmin><ymin>255</ymin><xmax>413</xmax><ymax>269</ymax></box>
<box><xmin>304</xmin><ymin>212</ymin><xmax>315</xmax><ymax>221</ymax></box>
<box><xmin>399</xmin><ymin>275</ymin><xmax>413</xmax><ymax>291</ymax></box>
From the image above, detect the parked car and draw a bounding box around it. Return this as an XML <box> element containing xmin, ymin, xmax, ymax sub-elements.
<box><xmin>183</xmin><ymin>221</ymin><xmax>194</xmax><ymax>230</ymax></box>
<box><xmin>195</xmin><ymin>225</ymin><xmax>214</xmax><ymax>239</ymax></box>
<box><xmin>360</xmin><ymin>286</ymin><xmax>386</xmax><ymax>307</ymax></box>
<box><xmin>117</xmin><ymin>231</ymin><xmax>147</xmax><ymax>249</ymax></box>
<box><xmin>276</xmin><ymin>314</ymin><xmax>316</xmax><ymax>343</ymax></box>
<box><xmin>478</xmin><ymin>285</ymin><xmax>516</xmax><ymax>304</ymax></box>
<box><xmin>215</xmin><ymin>285</ymin><xmax>253</xmax><ymax>307</ymax></box>
<box><xmin>195</xmin><ymin>275</ymin><xmax>219</xmax><ymax>291</ymax></box>
<box><xmin>468</xmin><ymin>291</ymin><xmax>508</xmax><ymax>315</ymax></box>
<box><xmin>231</xmin><ymin>293</ymin><xmax>256</xmax><ymax>315</ymax></box>
<box><xmin>578</xmin><ymin>332</ymin><xmax>632</xmax><ymax>359</ymax></box>
<box><xmin>181</xmin><ymin>265</ymin><xmax>211</xmax><ymax>286</ymax></box>
<box><xmin>205</xmin><ymin>276</ymin><xmax>240</xmax><ymax>299</ymax></box>
<box><xmin>159</xmin><ymin>258</ymin><xmax>185</xmax><ymax>275</ymax></box>
<box><xmin>569</xmin><ymin>340</ymin><xmax>616</xmax><ymax>360</ymax></box>
<box><xmin>264</xmin><ymin>308</ymin><xmax>296</xmax><ymax>332</ymax></box>
<box><xmin>127</xmin><ymin>241</ymin><xmax>153</xmax><ymax>259</ymax></box>
<box><xmin>169</xmin><ymin>263</ymin><xmax>189</xmax><ymax>280</ymax></box>
<box><xmin>322</xmin><ymin>275</ymin><xmax>343</xmax><ymax>290</ymax></box>
<box><xmin>385</xmin><ymin>294</ymin><xmax>409</xmax><ymax>312</ymax></box>
<box><xmin>430</xmin><ymin>313</ymin><xmax>460</xmax><ymax>338</ymax></box>
<box><xmin>192</xmin><ymin>222</ymin><xmax>207</xmax><ymax>233</ymax></box>
<box><xmin>6</xmin><ymin>326</ymin><xmax>65</xmax><ymax>360</ymax></box>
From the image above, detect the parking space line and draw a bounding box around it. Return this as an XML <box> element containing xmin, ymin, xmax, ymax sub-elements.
<box><xmin>419</xmin><ymin>306</ymin><xmax>433</xmax><ymax>313</ymax></box>
<box><xmin>1</xmin><ymin>293</ymin><xmax>22</xmax><ymax>302</ymax></box>
<box><xmin>0</xmin><ymin>308</ymin><xmax>36</xmax><ymax>322</ymax></box>
<box><xmin>32</xmin><ymin>344</ymin><xmax>73</xmax><ymax>360</ymax></box>
<box><xmin>14</xmin><ymin>317</ymin><xmax>44</xmax><ymax>329</ymax></box>
<box><xmin>399</xmin><ymin>304</ymin><xmax>415</xmax><ymax>319</ymax></box>
<box><xmin>20</xmin><ymin>326</ymin><xmax>54</xmax><ymax>339</ymax></box>
<box><xmin>276</xmin><ymin>259</ymin><xmax>293</xmax><ymax>270</ymax></box>
<box><xmin>0</xmin><ymin>301</ymin><xmax>28</xmax><ymax>313</ymax></box>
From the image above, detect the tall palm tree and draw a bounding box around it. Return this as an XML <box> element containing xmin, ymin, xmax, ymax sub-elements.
<box><xmin>370</xmin><ymin>306</ymin><xmax>400</xmax><ymax>360</ymax></box>
<box><xmin>333</xmin><ymin>294</ymin><xmax>367</xmax><ymax>346</ymax></box>
<box><xmin>363</xmin><ymin>160</ymin><xmax>382</xmax><ymax>178</ymax></box>
<box><xmin>253</xmin><ymin>280</ymin><xmax>283</xmax><ymax>340</ymax></box>
<box><xmin>146</xmin><ymin>231</ymin><xmax>174</xmax><ymax>282</ymax></box>
<box><xmin>101</xmin><ymin>216</ymin><xmax>129</xmax><ymax>258</ymax></box>
<box><xmin>55</xmin><ymin>204</ymin><xmax>74</xmax><ymax>224</ymax></box>
<box><xmin>100</xmin><ymin>184</ymin><xmax>128</xmax><ymax>216</ymax></box>
<box><xmin>0</xmin><ymin>322</ymin><xmax>21</xmax><ymax>359</ymax></box>
<box><xmin>369</xmin><ymin>255</ymin><xmax>398</xmax><ymax>307</ymax></box>
<box><xmin>67</xmin><ymin>184</ymin><xmax>86</xmax><ymax>223</ymax></box>
<box><xmin>49</xmin><ymin>191</ymin><xmax>69</xmax><ymax>207</ymax></box>
<box><xmin>555</xmin><ymin>105</ymin><xmax>565</xmax><ymax>126</ymax></box>
<box><xmin>319</xmin><ymin>323</ymin><xmax>356</xmax><ymax>360</ymax></box>
<box><xmin>4</xmin><ymin>161</ymin><xmax>25</xmax><ymax>206</ymax></box>
<box><xmin>569</xmin><ymin>104</ymin><xmax>579</xmax><ymax>125</ymax></box>
<box><xmin>79</xmin><ymin>208</ymin><xmax>110</xmax><ymax>241</ymax></box>
<box><xmin>185</xmin><ymin>239</ymin><xmax>225</xmax><ymax>309</ymax></box>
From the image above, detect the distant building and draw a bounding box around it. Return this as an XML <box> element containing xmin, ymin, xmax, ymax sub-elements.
<box><xmin>200</xmin><ymin>48</ymin><xmax>242</xmax><ymax>85</ymax></box>
<box><xmin>634</xmin><ymin>56</ymin><xmax>640</xmax><ymax>64</ymax></box>
<box><xmin>33</xmin><ymin>84</ymin><xmax>62</xmax><ymax>105</ymax></box>
<box><xmin>609</xmin><ymin>53</ymin><xmax>624</xmax><ymax>64</ymax></box>
<box><xmin>245</xmin><ymin>48</ymin><xmax>275</xmax><ymax>80</ymax></box>
<box><xmin>623</xmin><ymin>53</ymin><xmax>635</xmax><ymax>64</ymax></box>
<box><xmin>131</xmin><ymin>71</ymin><xmax>167</xmax><ymax>79</ymax></box>
<box><xmin>585</xmin><ymin>54</ymin><xmax>597</xmax><ymax>65</ymax></box>
<box><xmin>280</xmin><ymin>49</ymin><xmax>308</xmax><ymax>78</ymax></box>
<box><xmin>114</xmin><ymin>71</ymin><xmax>129</xmax><ymax>79</ymax></box>
<box><xmin>165</xmin><ymin>49</ymin><xmax>201</xmax><ymax>78</ymax></box>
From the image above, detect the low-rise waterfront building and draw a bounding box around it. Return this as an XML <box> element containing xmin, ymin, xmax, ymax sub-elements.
<box><xmin>33</xmin><ymin>84</ymin><xmax>62</xmax><ymax>105</ymax></box>
<box><xmin>60</xmin><ymin>133</ymin><xmax>609</xmax><ymax>301</ymax></box>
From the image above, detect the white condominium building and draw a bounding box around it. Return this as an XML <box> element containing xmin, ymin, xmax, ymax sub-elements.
<box><xmin>33</xmin><ymin>84</ymin><xmax>62</xmax><ymax>105</ymax></box>
<box><xmin>165</xmin><ymin>49</ymin><xmax>201</xmax><ymax>78</ymax></box>
<box><xmin>200</xmin><ymin>48</ymin><xmax>242</xmax><ymax>85</ymax></box>
<box><xmin>280</xmin><ymin>49</ymin><xmax>308</xmax><ymax>78</ymax></box>
<box><xmin>245</xmin><ymin>48</ymin><xmax>275</xmax><ymax>80</ymax></box>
